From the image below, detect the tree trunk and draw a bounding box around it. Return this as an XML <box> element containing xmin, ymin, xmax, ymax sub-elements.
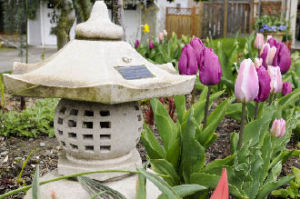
<box><xmin>112</xmin><ymin>0</ymin><xmax>125</xmax><ymax>39</ymax></box>
<box><xmin>56</xmin><ymin>0</ymin><xmax>75</xmax><ymax>50</ymax></box>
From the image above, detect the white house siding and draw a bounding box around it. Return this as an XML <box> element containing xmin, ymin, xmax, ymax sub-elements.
<box><xmin>28</xmin><ymin>5</ymin><xmax>42</xmax><ymax>46</ymax></box>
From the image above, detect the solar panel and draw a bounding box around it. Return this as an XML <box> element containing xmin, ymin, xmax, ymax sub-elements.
<box><xmin>116</xmin><ymin>65</ymin><xmax>154</xmax><ymax>80</ymax></box>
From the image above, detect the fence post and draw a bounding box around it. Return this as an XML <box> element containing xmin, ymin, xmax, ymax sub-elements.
<box><xmin>166</xmin><ymin>7</ymin><xmax>169</xmax><ymax>38</ymax></box>
<box><xmin>199</xmin><ymin>2</ymin><xmax>203</xmax><ymax>39</ymax></box>
<box><xmin>191</xmin><ymin>7</ymin><xmax>196</xmax><ymax>37</ymax></box>
<box><xmin>223</xmin><ymin>0</ymin><xmax>229</xmax><ymax>37</ymax></box>
<box><xmin>250</xmin><ymin>0</ymin><xmax>254</xmax><ymax>33</ymax></box>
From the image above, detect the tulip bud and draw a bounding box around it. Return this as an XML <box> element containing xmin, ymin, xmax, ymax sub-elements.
<box><xmin>159</xmin><ymin>32</ymin><xmax>164</xmax><ymax>41</ymax></box>
<box><xmin>235</xmin><ymin>59</ymin><xmax>259</xmax><ymax>103</ymax></box>
<box><xmin>273</xmin><ymin>42</ymin><xmax>291</xmax><ymax>74</ymax></box>
<box><xmin>135</xmin><ymin>40</ymin><xmax>140</xmax><ymax>49</ymax></box>
<box><xmin>254</xmin><ymin>33</ymin><xmax>264</xmax><ymax>50</ymax></box>
<box><xmin>255</xmin><ymin>66</ymin><xmax>271</xmax><ymax>102</ymax></box>
<box><xmin>178</xmin><ymin>44</ymin><xmax>198</xmax><ymax>75</ymax></box>
<box><xmin>190</xmin><ymin>37</ymin><xmax>205</xmax><ymax>65</ymax></box>
<box><xmin>260</xmin><ymin>43</ymin><xmax>277</xmax><ymax>68</ymax></box>
<box><xmin>282</xmin><ymin>82</ymin><xmax>292</xmax><ymax>96</ymax></box>
<box><xmin>199</xmin><ymin>48</ymin><xmax>222</xmax><ymax>85</ymax></box>
<box><xmin>270</xmin><ymin>119</ymin><xmax>286</xmax><ymax>137</ymax></box>
<box><xmin>268</xmin><ymin>66</ymin><xmax>282</xmax><ymax>93</ymax></box>
<box><xmin>149</xmin><ymin>40</ymin><xmax>154</xmax><ymax>50</ymax></box>
<box><xmin>210</xmin><ymin>168</ymin><xmax>229</xmax><ymax>199</ymax></box>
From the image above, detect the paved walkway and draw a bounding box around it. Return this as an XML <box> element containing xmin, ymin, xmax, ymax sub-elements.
<box><xmin>0</xmin><ymin>46</ymin><xmax>57</xmax><ymax>73</ymax></box>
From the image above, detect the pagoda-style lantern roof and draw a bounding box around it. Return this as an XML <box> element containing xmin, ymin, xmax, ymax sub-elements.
<box><xmin>4</xmin><ymin>1</ymin><xmax>195</xmax><ymax>104</ymax></box>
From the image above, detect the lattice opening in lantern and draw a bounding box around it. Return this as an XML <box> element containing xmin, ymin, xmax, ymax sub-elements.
<box><xmin>58</xmin><ymin>130</ymin><xmax>63</xmax><ymax>135</ymax></box>
<box><xmin>100</xmin><ymin>134</ymin><xmax>111</xmax><ymax>140</ymax></box>
<box><xmin>100</xmin><ymin>145</ymin><xmax>111</xmax><ymax>152</ymax></box>
<box><xmin>70</xmin><ymin>143</ymin><xmax>78</xmax><ymax>150</ymax></box>
<box><xmin>68</xmin><ymin>132</ymin><xmax>77</xmax><ymax>138</ymax></box>
<box><xmin>134</xmin><ymin>105</ymin><xmax>139</xmax><ymax>110</ymax></box>
<box><xmin>84</xmin><ymin>110</ymin><xmax>94</xmax><ymax>117</ymax></box>
<box><xmin>61</xmin><ymin>141</ymin><xmax>66</xmax><ymax>146</ymax></box>
<box><xmin>59</xmin><ymin>107</ymin><xmax>66</xmax><ymax>114</ymax></box>
<box><xmin>58</xmin><ymin>118</ymin><xmax>63</xmax><ymax>124</ymax></box>
<box><xmin>100</xmin><ymin>122</ymin><xmax>111</xmax><ymax>128</ymax></box>
<box><xmin>137</xmin><ymin>115</ymin><xmax>142</xmax><ymax>121</ymax></box>
<box><xmin>70</xmin><ymin>109</ymin><xmax>78</xmax><ymax>116</ymax></box>
<box><xmin>83</xmin><ymin>121</ymin><xmax>93</xmax><ymax>129</ymax></box>
<box><xmin>85</xmin><ymin>145</ymin><xmax>94</xmax><ymax>151</ymax></box>
<box><xmin>83</xmin><ymin>134</ymin><xmax>93</xmax><ymax>140</ymax></box>
<box><xmin>68</xmin><ymin>120</ymin><xmax>77</xmax><ymax>127</ymax></box>
<box><xmin>100</xmin><ymin>110</ymin><xmax>110</xmax><ymax>116</ymax></box>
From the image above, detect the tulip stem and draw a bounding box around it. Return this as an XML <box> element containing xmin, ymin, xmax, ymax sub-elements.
<box><xmin>254</xmin><ymin>101</ymin><xmax>259</xmax><ymax>120</ymax></box>
<box><xmin>268</xmin><ymin>93</ymin><xmax>273</xmax><ymax>105</ymax></box>
<box><xmin>238</xmin><ymin>102</ymin><xmax>247</xmax><ymax>149</ymax></box>
<box><xmin>191</xmin><ymin>88</ymin><xmax>196</xmax><ymax>104</ymax></box>
<box><xmin>203</xmin><ymin>86</ymin><xmax>211</xmax><ymax>128</ymax></box>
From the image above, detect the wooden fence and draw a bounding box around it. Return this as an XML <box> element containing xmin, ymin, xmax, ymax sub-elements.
<box><xmin>166</xmin><ymin>0</ymin><xmax>254</xmax><ymax>39</ymax></box>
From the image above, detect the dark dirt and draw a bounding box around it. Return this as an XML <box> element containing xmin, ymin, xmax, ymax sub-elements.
<box><xmin>0</xmin><ymin>95</ymin><xmax>299</xmax><ymax>199</ymax></box>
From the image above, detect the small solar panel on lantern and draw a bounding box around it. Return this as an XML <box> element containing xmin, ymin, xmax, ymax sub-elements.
<box><xmin>116</xmin><ymin>65</ymin><xmax>154</xmax><ymax>80</ymax></box>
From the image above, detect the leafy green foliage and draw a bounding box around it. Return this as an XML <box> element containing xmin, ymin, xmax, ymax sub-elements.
<box><xmin>272</xmin><ymin>167</ymin><xmax>300</xmax><ymax>198</ymax></box>
<box><xmin>78</xmin><ymin>176</ymin><xmax>126</xmax><ymax>199</ymax></box>
<box><xmin>0</xmin><ymin>74</ymin><xmax>5</xmax><ymax>108</ymax></box>
<box><xmin>141</xmin><ymin>95</ymin><xmax>229</xmax><ymax>197</ymax></box>
<box><xmin>136</xmin><ymin>32</ymin><xmax>189</xmax><ymax>65</ymax></box>
<box><xmin>0</xmin><ymin>98</ymin><xmax>58</xmax><ymax>137</ymax></box>
<box><xmin>32</xmin><ymin>166</ymin><xmax>40</xmax><ymax>199</ymax></box>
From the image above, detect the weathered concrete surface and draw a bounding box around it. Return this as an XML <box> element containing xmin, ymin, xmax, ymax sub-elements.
<box><xmin>24</xmin><ymin>170</ymin><xmax>161</xmax><ymax>199</ymax></box>
<box><xmin>75</xmin><ymin>1</ymin><xmax>123</xmax><ymax>40</ymax></box>
<box><xmin>3</xmin><ymin>40</ymin><xmax>195</xmax><ymax>104</ymax></box>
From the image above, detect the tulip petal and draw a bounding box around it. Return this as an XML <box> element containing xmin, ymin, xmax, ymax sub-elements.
<box><xmin>210</xmin><ymin>168</ymin><xmax>229</xmax><ymax>199</ymax></box>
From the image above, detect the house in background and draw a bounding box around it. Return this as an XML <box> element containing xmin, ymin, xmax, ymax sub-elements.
<box><xmin>27</xmin><ymin>0</ymin><xmax>193</xmax><ymax>47</ymax></box>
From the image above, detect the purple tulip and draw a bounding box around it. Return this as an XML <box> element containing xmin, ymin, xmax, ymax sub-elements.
<box><xmin>254</xmin><ymin>33</ymin><xmax>264</xmax><ymax>50</ymax></box>
<box><xmin>178</xmin><ymin>44</ymin><xmax>198</xmax><ymax>75</ymax></box>
<box><xmin>149</xmin><ymin>40</ymin><xmax>154</xmax><ymax>50</ymax></box>
<box><xmin>282</xmin><ymin>82</ymin><xmax>292</xmax><ymax>96</ymax></box>
<box><xmin>270</xmin><ymin>119</ymin><xmax>286</xmax><ymax>137</ymax></box>
<box><xmin>255</xmin><ymin>65</ymin><xmax>271</xmax><ymax>102</ymax></box>
<box><xmin>268</xmin><ymin>66</ymin><xmax>283</xmax><ymax>94</ymax></box>
<box><xmin>273</xmin><ymin>42</ymin><xmax>291</xmax><ymax>74</ymax></box>
<box><xmin>190</xmin><ymin>37</ymin><xmax>205</xmax><ymax>66</ymax></box>
<box><xmin>235</xmin><ymin>59</ymin><xmax>259</xmax><ymax>103</ymax></box>
<box><xmin>135</xmin><ymin>40</ymin><xmax>140</xmax><ymax>49</ymax></box>
<box><xmin>267</xmin><ymin>36</ymin><xmax>277</xmax><ymax>47</ymax></box>
<box><xmin>260</xmin><ymin>43</ymin><xmax>277</xmax><ymax>68</ymax></box>
<box><xmin>199</xmin><ymin>48</ymin><xmax>222</xmax><ymax>85</ymax></box>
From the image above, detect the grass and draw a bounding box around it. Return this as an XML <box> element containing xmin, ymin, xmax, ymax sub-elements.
<box><xmin>0</xmin><ymin>47</ymin><xmax>15</xmax><ymax>52</ymax></box>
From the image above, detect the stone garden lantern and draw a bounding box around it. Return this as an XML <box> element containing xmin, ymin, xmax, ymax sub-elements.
<box><xmin>4</xmin><ymin>1</ymin><xmax>195</xmax><ymax>198</ymax></box>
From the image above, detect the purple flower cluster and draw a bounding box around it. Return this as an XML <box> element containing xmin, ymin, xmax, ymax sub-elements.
<box><xmin>259</xmin><ymin>24</ymin><xmax>286</xmax><ymax>33</ymax></box>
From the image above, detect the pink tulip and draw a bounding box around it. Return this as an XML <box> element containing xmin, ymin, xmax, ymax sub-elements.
<box><xmin>254</xmin><ymin>33</ymin><xmax>264</xmax><ymax>50</ymax></box>
<box><xmin>159</xmin><ymin>32</ymin><xmax>164</xmax><ymax>41</ymax></box>
<box><xmin>282</xmin><ymin>82</ymin><xmax>292</xmax><ymax>96</ymax></box>
<box><xmin>210</xmin><ymin>168</ymin><xmax>229</xmax><ymax>199</ymax></box>
<box><xmin>135</xmin><ymin>40</ymin><xmax>140</xmax><ymax>49</ymax></box>
<box><xmin>149</xmin><ymin>40</ymin><xmax>154</xmax><ymax>50</ymax></box>
<box><xmin>268</xmin><ymin>66</ymin><xmax>283</xmax><ymax>93</ymax></box>
<box><xmin>254</xmin><ymin>58</ymin><xmax>263</xmax><ymax>68</ymax></box>
<box><xmin>270</xmin><ymin>119</ymin><xmax>286</xmax><ymax>137</ymax></box>
<box><xmin>255</xmin><ymin>65</ymin><xmax>271</xmax><ymax>102</ymax></box>
<box><xmin>260</xmin><ymin>43</ymin><xmax>277</xmax><ymax>68</ymax></box>
<box><xmin>267</xmin><ymin>36</ymin><xmax>278</xmax><ymax>47</ymax></box>
<box><xmin>235</xmin><ymin>59</ymin><xmax>259</xmax><ymax>103</ymax></box>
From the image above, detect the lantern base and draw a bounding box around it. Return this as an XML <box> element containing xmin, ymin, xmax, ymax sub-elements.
<box><xmin>58</xmin><ymin>149</ymin><xmax>142</xmax><ymax>181</ymax></box>
<box><xmin>24</xmin><ymin>169</ymin><xmax>161</xmax><ymax>199</ymax></box>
